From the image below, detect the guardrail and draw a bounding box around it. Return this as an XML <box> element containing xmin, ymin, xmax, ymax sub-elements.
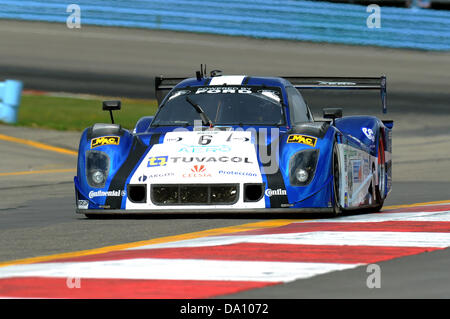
<box><xmin>0</xmin><ymin>80</ymin><xmax>23</xmax><ymax>124</ymax></box>
<box><xmin>0</xmin><ymin>0</ymin><xmax>449</xmax><ymax>50</ymax></box>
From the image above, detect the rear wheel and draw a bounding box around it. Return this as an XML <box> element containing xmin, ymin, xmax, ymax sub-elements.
<box><xmin>366</xmin><ymin>133</ymin><xmax>385</xmax><ymax>213</ymax></box>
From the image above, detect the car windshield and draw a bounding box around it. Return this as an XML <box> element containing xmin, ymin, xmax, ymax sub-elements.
<box><xmin>151</xmin><ymin>86</ymin><xmax>285</xmax><ymax>127</ymax></box>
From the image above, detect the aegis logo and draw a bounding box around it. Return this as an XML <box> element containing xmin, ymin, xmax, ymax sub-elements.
<box><xmin>264</xmin><ymin>188</ymin><xmax>287</xmax><ymax>197</ymax></box>
<box><xmin>183</xmin><ymin>165</ymin><xmax>212</xmax><ymax>178</ymax></box>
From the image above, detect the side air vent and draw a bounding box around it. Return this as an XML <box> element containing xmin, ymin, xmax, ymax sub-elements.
<box><xmin>127</xmin><ymin>184</ymin><xmax>147</xmax><ymax>203</ymax></box>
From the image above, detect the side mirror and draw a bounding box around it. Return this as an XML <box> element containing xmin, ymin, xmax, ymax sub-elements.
<box><xmin>103</xmin><ymin>100</ymin><xmax>121</xmax><ymax>124</ymax></box>
<box><xmin>323</xmin><ymin>108</ymin><xmax>343</xmax><ymax>125</ymax></box>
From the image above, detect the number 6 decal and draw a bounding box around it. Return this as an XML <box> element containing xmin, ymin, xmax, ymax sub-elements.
<box><xmin>198</xmin><ymin>135</ymin><xmax>213</xmax><ymax>145</ymax></box>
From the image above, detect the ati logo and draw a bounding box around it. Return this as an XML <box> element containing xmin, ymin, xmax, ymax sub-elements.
<box><xmin>287</xmin><ymin>135</ymin><xmax>317</xmax><ymax>147</ymax></box>
<box><xmin>183</xmin><ymin>165</ymin><xmax>211</xmax><ymax>178</ymax></box>
<box><xmin>91</xmin><ymin>136</ymin><xmax>120</xmax><ymax>148</ymax></box>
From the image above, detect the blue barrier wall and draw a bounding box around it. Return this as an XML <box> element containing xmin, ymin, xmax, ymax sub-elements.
<box><xmin>0</xmin><ymin>79</ymin><xmax>23</xmax><ymax>124</ymax></box>
<box><xmin>0</xmin><ymin>0</ymin><xmax>449</xmax><ymax>51</ymax></box>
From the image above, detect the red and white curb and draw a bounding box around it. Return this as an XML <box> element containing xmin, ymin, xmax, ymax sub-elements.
<box><xmin>1</xmin><ymin>203</ymin><xmax>449</xmax><ymax>298</ymax></box>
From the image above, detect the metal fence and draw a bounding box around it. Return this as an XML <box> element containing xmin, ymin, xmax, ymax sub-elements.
<box><xmin>0</xmin><ymin>0</ymin><xmax>449</xmax><ymax>50</ymax></box>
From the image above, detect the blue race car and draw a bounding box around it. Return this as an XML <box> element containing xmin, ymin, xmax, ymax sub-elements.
<box><xmin>74</xmin><ymin>69</ymin><xmax>393</xmax><ymax>217</ymax></box>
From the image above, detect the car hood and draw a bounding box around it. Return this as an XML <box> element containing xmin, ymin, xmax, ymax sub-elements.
<box><xmin>129</xmin><ymin>130</ymin><xmax>263</xmax><ymax>185</ymax></box>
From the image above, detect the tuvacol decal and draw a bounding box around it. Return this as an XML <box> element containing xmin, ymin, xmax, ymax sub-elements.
<box><xmin>170</xmin><ymin>156</ymin><xmax>253</xmax><ymax>164</ymax></box>
<box><xmin>362</xmin><ymin>128</ymin><xmax>375</xmax><ymax>142</ymax></box>
<box><xmin>287</xmin><ymin>135</ymin><xmax>317</xmax><ymax>147</ymax></box>
<box><xmin>183</xmin><ymin>165</ymin><xmax>212</xmax><ymax>178</ymax></box>
<box><xmin>147</xmin><ymin>156</ymin><xmax>168</xmax><ymax>167</ymax></box>
<box><xmin>265</xmin><ymin>188</ymin><xmax>287</xmax><ymax>197</ymax></box>
<box><xmin>89</xmin><ymin>190</ymin><xmax>125</xmax><ymax>199</ymax></box>
<box><xmin>77</xmin><ymin>200</ymin><xmax>89</xmax><ymax>209</ymax></box>
<box><xmin>90</xmin><ymin>136</ymin><xmax>120</xmax><ymax>148</ymax></box>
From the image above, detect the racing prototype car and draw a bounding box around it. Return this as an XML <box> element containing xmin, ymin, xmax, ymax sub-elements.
<box><xmin>74</xmin><ymin>70</ymin><xmax>393</xmax><ymax>217</ymax></box>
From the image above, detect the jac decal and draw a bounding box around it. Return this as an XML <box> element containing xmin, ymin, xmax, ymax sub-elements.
<box><xmin>90</xmin><ymin>136</ymin><xmax>120</xmax><ymax>148</ymax></box>
<box><xmin>287</xmin><ymin>134</ymin><xmax>317</xmax><ymax>147</ymax></box>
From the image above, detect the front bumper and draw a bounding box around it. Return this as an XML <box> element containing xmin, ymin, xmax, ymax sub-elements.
<box><xmin>76</xmin><ymin>207</ymin><xmax>334</xmax><ymax>215</ymax></box>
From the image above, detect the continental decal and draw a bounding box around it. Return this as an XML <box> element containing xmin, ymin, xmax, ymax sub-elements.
<box><xmin>287</xmin><ymin>134</ymin><xmax>317</xmax><ymax>147</ymax></box>
<box><xmin>91</xmin><ymin>136</ymin><xmax>120</xmax><ymax>148</ymax></box>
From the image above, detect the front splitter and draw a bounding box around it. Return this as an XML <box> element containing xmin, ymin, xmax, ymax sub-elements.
<box><xmin>76</xmin><ymin>207</ymin><xmax>334</xmax><ymax>215</ymax></box>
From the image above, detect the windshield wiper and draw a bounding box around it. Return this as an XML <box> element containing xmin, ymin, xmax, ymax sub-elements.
<box><xmin>185</xmin><ymin>96</ymin><xmax>214</xmax><ymax>127</ymax></box>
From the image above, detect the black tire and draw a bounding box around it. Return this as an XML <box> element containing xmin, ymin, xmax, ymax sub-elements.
<box><xmin>364</xmin><ymin>133</ymin><xmax>385</xmax><ymax>213</ymax></box>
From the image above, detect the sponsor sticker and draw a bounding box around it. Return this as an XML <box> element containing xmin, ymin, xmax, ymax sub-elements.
<box><xmin>265</xmin><ymin>188</ymin><xmax>287</xmax><ymax>197</ymax></box>
<box><xmin>147</xmin><ymin>156</ymin><xmax>168</xmax><ymax>167</ymax></box>
<box><xmin>318</xmin><ymin>81</ymin><xmax>356</xmax><ymax>86</ymax></box>
<box><xmin>170</xmin><ymin>156</ymin><xmax>253</xmax><ymax>164</ymax></box>
<box><xmin>164</xmin><ymin>136</ymin><xmax>183</xmax><ymax>143</ymax></box>
<box><xmin>352</xmin><ymin>159</ymin><xmax>362</xmax><ymax>183</ymax></box>
<box><xmin>90</xmin><ymin>136</ymin><xmax>120</xmax><ymax>148</ymax></box>
<box><xmin>77</xmin><ymin>200</ymin><xmax>89</xmax><ymax>209</ymax></box>
<box><xmin>195</xmin><ymin>87</ymin><xmax>252</xmax><ymax>94</ymax></box>
<box><xmin>183</xmin><ymin>165</ymin><xmax>211</xmax><ymax>178</ymax></box>
<box><xmin>178</xmin><ymin>145</ymin><xmax>231</xmax><ymax>153</ymax></box>
<box><xmin>141</xmin><ymin>172</ymin><xmax>175</xmax><ymax>180</ymax></box>
<box><xmin>362</xmin><ymin>127</ymin><xmax>375</xmax><ymax>142</ymax></box>
<box><xmin>89</xmin><ymin>190</ymin><xmax>125</xmax><ymax>199</ymax></box>
<box><xmin>218</xmin><ymin>170</ymin><xmax>257</xmax><ymax>177</ymax></box>
<box><xmin>287</xmin><ymin>134</ymin><xmax>317</xmax><ymax>147</ymax></box>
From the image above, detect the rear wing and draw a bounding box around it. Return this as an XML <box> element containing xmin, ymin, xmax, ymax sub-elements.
<box><xmin>283</xmin><ymin>76</ymin><xmax>387</xmax><ymax>113</ymax></box>
<box><xmin>154</xmin><ymin>76</ymin><xmax>186</xmax><ymax>106</ymax></box>
<box><xmin>154</xmin><ymin>75</ymin><xmax>387</xmax><ymax>113</ymax></box>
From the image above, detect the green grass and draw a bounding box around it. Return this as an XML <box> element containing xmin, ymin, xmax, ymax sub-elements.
<box><xmin>12</xmin><ymin>94</ymin><xmax>158</xmax><ymax>131</ymax></box>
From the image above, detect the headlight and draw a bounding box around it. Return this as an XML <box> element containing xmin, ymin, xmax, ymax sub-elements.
<box><xmin>86</xmin><ymin>150</ymin><xmax>109</xmax><ymax>188</ymax></box>
<box><xmin>295</xmin><ymin>169</ymin><xmax>309</xmax><ymax>183</ymax></box>
<box><xmin>289</xmin><ymin>149</ymin><xmax>319</xmax><ymax>186</ymax></box>
<box><xmin>91</xmin><ymin>170</ymin><xmax>106</xmax><ymax>185</ymax></box>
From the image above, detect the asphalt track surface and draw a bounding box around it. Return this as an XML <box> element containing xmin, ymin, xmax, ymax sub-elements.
<box><xmin>0</xmin><ymin>20</ymin><xmax>450</xmax><ymax>299</ymax></box>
